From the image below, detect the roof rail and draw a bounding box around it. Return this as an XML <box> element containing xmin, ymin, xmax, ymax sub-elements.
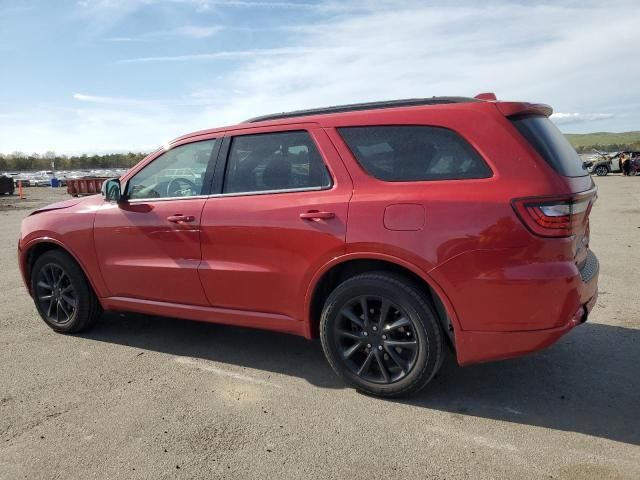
<box><xmin>244</xmin><ymin>96</ymin><xmax>480</xmax><ymax>123</ymax></box>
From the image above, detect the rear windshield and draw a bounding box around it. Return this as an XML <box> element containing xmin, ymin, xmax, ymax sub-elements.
<box><xmin>338</xmin><ymin>126</ymin><xmax>491</xmax><ymax>182</ymax></box>
<box><xmin>510</xmin><ymin>115</ymin><xmax>587</xmax><ymax>177</ymax></box>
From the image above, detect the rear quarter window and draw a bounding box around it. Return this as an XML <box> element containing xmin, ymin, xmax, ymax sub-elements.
<box><xmin>510</xmin><ymin>115</ymin><xmax>587</xmax><ymax>177</ymax></box>
<box><xmin>338</xmin><ymin>126</ymin><xmax>491</xmax><ymax>181</ymax></box>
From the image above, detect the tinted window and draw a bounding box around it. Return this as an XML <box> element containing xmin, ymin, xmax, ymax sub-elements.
<box><xmin>127</xmin><ymin>139</ymin><xmax>217</xmax><ymax>199</ymax></box>
<box><xmin>511</xmin><ymin>115</ymin><xmax>587</xmax><ymax>177</ymax></box>
<box><xmin>223</xmin><ymin>131</ymin><xmax>332</xmax><ymax>194</ymax></box>
<box><xmin>338</xmin><ymin>126</ymin><xmax>491</xmax><ymax>181</ymax></box>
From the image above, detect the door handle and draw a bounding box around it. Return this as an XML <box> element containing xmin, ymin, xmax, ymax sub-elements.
<box><xmin>299</xmin><ymin>210</ymin><xmax>335</xmax><ymax>220</ymax></box>
<box><xmin>167</xmin><ymin>214</ymin><xmax>196</xmax><ymax>224</ymax></box>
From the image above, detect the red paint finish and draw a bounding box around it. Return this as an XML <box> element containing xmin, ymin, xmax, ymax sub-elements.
<box><xmin>93</xmin><ymin>198</ymin><xmax>210</xmax><ymax>306</ymax></box>
<box><xmin>198</xmin><ymin>127</ymin><xmax>352</xmax><ymax>322</ymax></box>
<box><xmin>18</xmin><ymin>97</ymin><xmax>599</xmax><ymax>366</ymax></box>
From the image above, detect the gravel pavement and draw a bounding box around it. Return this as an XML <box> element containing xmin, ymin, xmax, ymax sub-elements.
<box><xmin>1</xmin><ymin>178</ymin><xmax>639</xmax><ymax>479</ymax></box>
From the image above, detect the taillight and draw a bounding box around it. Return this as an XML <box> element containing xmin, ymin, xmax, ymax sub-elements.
<box><xmin>512</xmin><ymin>188</ymin><xmax>597</xmax><ymax>237</ymax></box>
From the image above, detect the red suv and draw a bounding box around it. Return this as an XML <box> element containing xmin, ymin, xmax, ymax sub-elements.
<box><xmin>18</xmin><ymin>95</ymin><xmax>599</xmax><ymax>397</ymax></box>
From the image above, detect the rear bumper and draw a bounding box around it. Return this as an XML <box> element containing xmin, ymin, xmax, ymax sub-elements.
<box><xmin>455</xmin><ymin>289</ymin><xmax>597</xmax><ymax>365</ymax></box>
<box><xmin>450</xmin><ymin>250</ymin><xmax>599</xmax><ymax>366</ymax></box>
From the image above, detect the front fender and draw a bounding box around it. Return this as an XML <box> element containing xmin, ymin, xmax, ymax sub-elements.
<box><xmin>19</xmin><ymin>200</ymin><xmax>108</xmax><ymax>298</ymax></box>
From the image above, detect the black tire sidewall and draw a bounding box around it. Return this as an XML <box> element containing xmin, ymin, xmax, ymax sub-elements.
<box><xmin>30</xmin><ymin>250</ymin><xmax>96</xmax><ymax>333</ymax></box>
<box><xmin>320</xmin><ymin>273</ymin><xmax>443</xmax><ymax>397</ymax></box>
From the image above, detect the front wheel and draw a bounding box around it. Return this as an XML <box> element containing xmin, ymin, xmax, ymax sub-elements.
<box><xmin>320</xmin><ymin>272</ymin><xmax>444</xmax><ymax>398</ymax></box>
<box><xmin>595</xmin><ymin>165</ymin><xmax>609</xmax><ymax>176</ymax></box>
<box><xmin>30</xmin><ymin>249</ymin><xmax>101</xmax><ymax>333</ymax></box>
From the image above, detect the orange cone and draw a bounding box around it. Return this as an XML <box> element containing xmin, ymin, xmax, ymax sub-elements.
<box><xmin>18</xmin><ymin>180</ymin><xmax>24</xmax><ymax>199</ymax></box>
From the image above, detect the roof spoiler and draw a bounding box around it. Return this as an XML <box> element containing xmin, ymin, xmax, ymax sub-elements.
<box><xmin>473</xmin><ymin>93</ymin><xmax>553</xmax><ymax>117</ymax></box>
<box><xmin>495</xmin><ymin>102</ymin><xmax>553</xmax><ymax>118</ymax></box>
<box><xmin>474</xmin><ymin>92</ymin><xmax>497</xmax><ymax>101</ymax></box>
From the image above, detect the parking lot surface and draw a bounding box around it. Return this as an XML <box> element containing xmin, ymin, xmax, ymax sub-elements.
<box><xmin>1</xmin><ymin>178</ymin><xmax>639</xmax><ymax>479</ymax></box>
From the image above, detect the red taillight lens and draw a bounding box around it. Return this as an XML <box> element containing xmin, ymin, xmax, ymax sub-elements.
<box><xmin>512</xmin><ymin>188</ymin><xmax>596</xmax><ymax>237</ymax></box>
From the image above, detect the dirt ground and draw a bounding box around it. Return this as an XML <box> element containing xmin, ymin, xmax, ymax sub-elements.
<box><xmin>1</xmin><ymin>178</ymin><xmax>639</xmax><ymax>480</ymax></box>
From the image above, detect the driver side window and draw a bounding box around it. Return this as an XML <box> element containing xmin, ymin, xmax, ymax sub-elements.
<box><xmin>127</xmin><ymin>139</ymin><xmax>218</xmax><ymax>200</ymax></box>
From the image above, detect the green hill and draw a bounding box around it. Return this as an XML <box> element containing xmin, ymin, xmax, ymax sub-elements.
<box><xmin>564</xmin><ymin>131</ymin><xmax>640</xmax><ymax>153</ymax></box>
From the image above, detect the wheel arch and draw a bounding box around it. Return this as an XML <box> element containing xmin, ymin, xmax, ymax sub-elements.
<box><xmin>304</xmin><ymin>254</ymin><xmax>460</xmax><ymax>347</ymax></box>
<box><xmin>22</xmin><ymin>239</ymin><xmax>100</xmax><ymax>299</ymax></box>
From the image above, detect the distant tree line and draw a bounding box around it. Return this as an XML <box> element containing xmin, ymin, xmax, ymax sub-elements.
<box><xmin>0</xmin><ymin>151</ymin><xmax>148</xmax><ymax>172</ymax></box>
<box><xmin>572</xmin><ymin>142</ymin><xmax>640</xmax><ymax>154</ymax></box>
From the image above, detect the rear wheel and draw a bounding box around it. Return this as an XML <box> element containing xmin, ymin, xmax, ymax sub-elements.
<box><xmin>31</xmin><ymin>250</ymin><xmax>101</xmax><ymax>333</ymax></box>
<box><xmin>320</xmin><ymin>272</ymin><xmax>444</xmax><ymax>398</ymax></box>
<box><xmin>595</xmin><ymin>165</ymin><xmax>609</xmax><ymax>176</ymax></box>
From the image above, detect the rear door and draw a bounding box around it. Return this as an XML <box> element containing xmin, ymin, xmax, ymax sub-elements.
<box><xmin>198</xmin><ymin>125</ymin><xmax>353</xmax><ymax>321</ymax></box>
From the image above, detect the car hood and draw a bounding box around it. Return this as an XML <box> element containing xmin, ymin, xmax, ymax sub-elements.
<box><xmin>29</xmin><ymin>195</ymin><xmax>100</xmax><ymax>216</ymax></box>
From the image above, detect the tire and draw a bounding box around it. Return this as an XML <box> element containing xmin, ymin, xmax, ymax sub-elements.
<box><xmin>30</xmin><ymin>249</ymin><xmax>101</xmax><ymax>333</ymax></box>
<box><xmin>595</xmin><ymin>166</ymin><xmax>609</xmax><ymax>176</ymax></box>
<box><xmin>320</xmin><ymin>272</ymin><xmax>444</xmax><ymax>398</ymax></box>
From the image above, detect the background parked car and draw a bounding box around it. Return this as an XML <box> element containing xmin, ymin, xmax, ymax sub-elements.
<box><xmin>588</xmin><ymin>151</ymin><xmax>640</xmax><ymax>176</ymax></box>
<box><xmin>0</xmin><ymin>175</ymin><xmax>15</xmax><ymax>195</ymax></box>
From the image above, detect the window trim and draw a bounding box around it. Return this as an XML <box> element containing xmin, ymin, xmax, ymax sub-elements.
<box><xmin>213</xmin><ymin>185</ymin><xmax>330</xmax><ymax>198</ymax></box>
<box><xmin>125</xmin><ymin>186</ymin><xmax>331</xmax><ymax>205</ymax></box>
<box><xmin>216</xmin><ymin>129</ymin><xmax>334</xmax><ymax>196</ymax></box>
<box><xmin>127</xmin><ymin>194</ymin><xmax>211</xmax><ymax>204</ymax></box>
<box><xmin>124</xmin><ymin>137</ymin><xmax>221</xmax><ymax>202</ymax></box>
<box><xmin>337</xmin><ymin>124</ymin><xmax>493</xmax><ymax>183</ymax></box>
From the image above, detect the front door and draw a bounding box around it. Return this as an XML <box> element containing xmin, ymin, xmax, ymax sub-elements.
<box><xmin>94</xmin><ymin>138</ymin><xmax>220</xmax><ymax>306</ymax></box>
<box><xmin>198</xmin><ymin>127</ymin><xmax>353</xmax><ymax>322</ymax></box>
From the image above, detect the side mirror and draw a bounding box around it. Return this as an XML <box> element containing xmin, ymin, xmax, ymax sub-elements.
<box><xmin>101</xmin><ymin>178</ymin><xmax>124</xmax><ymax>202</ymax></box>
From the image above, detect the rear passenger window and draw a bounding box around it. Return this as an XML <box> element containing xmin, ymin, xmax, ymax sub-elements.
<box><xmin>223</xmin><ymin>131</ymin><xmax>332</xmax><ymax>194</ymax></box>
<box><xmin>338</xmin><ymin>126</ymin><xmax>491</xmax><ymax>181</ymax></box>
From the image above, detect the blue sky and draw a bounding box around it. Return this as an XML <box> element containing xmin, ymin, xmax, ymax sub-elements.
<box><xmin>0</xmin><ymin>0</ymin><xmax>639</xmax><ymax>154</ymax></box>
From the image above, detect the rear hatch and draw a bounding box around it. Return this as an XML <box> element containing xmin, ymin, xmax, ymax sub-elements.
<box><xmin>503</xmin><ymin>108</ymin><xmax>596</xmax><ymax>275</ymax></box>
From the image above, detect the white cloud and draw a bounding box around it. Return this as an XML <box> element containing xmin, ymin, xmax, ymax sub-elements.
<box><xmin>104</xmin><ymin>36</ymin><xmax>143</xmax><ymax>42</ymax></box>
<box><xmin>181</xmin><ymin>1</ymin><xmax>640</xmax><ymax>128</ymax></box>
<box><xmin>0</xmin><ymin>103</ymin><xmax>190</xmax><ymax>154</ymax></box>
<box><xmin>72</xmin><ymin>93</ymin><xmax>152</xmax><ymax>106</ymax></box>
<box><xmin>79</xmin><ymin>0</ymin><xmax>315</xmax><ymax>10</ymax></box>
<box><xmin>173</xmin><ymin>25</ymin><xmax>222</xmax><ymax>38</ymax></box>
<box><xmin>105</xmin><ymin>24</ymin><xmax>223</xmax><ymax>41</ymax></box>
<box><xmin>194</xmin><ymin>0</ymin><xmax>316</xmax><ymax>7</ymax></box>
<box><xmin>4</xmin><ymin>0</ymin><xmax>640</xmax><ymax>153</ymax></box>
<box><xmin>118</xmin><ymin>47</ymin><xmax>314</xmax><ymax>63</ymax></box>
<box><xmin>551</xmin><ymin>112</ymin><xmax>615</xmax><ymax>125</ymax></box>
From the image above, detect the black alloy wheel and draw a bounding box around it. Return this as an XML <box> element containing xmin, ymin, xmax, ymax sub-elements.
<box><xmin>334</xmin><ymin>295</ymin><xmax>419</xmax><ymax>384</ymax></box>
<box><xmin>320</xmin><ymin>272</ymin><xmax>444</xmax><ymax>398</ymax></box>
<box><xmin>35</xmin><ymin>263</ymin><xmax>77</xmax><ymax>325</ymax></box>
<box><xmin>31</xmin><ymin>249</ymin><xmax>102</xmax><ymax>333</ymax></box>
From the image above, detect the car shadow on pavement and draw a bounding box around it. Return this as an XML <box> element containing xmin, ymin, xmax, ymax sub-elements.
<box><xmin>85</xmin><ymin>312</ymin><xmax>344</xmax><ymax>390</ymax></box>
<box><xmin>84</xmin><ymin>313</ymin><xmax>640</xmax><ymax>446</ymax></box>
<box><xmin>410</xmin><ymin>322</ymin><xmax>640</xmax><ymax>446</ymax></box>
